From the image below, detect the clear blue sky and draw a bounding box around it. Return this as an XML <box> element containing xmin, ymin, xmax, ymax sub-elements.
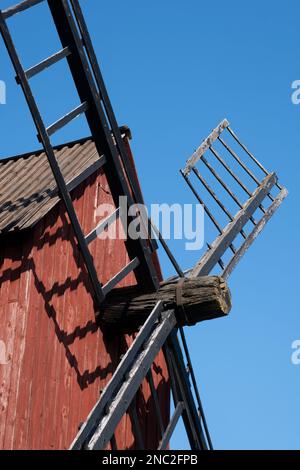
<box><xmin>0</xmin><ymin>0</ymin><xmax>299</xmax><ymax>450</ymax></box>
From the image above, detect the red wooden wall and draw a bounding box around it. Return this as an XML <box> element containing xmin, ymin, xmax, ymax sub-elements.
<box><xmin>0</xmin><ymin>157</ymin><xmax>169</xmax><ymax>449</ymax></box>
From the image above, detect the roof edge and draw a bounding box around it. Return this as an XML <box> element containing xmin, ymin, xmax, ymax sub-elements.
<box><xmin>0</xmin><ymin>135</ymin><xmax>93</xmax><ymax>164</ymax></box>
<box><xmin>0</xmin><ymin>126</ymin><xmax>132</xmax><ymax>164</ymax></box>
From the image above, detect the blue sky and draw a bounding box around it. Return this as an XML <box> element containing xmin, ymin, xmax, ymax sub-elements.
<box><xmin>0</xmin><ymin>0</ymin><xmax>299</xmax><ymax>450</ymax></box>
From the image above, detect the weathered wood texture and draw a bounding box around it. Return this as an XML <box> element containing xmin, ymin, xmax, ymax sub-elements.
<box><xmin>0</xmin><ymin>137</ymin><xmax>167</xmax><ymax>450</ymax></box>
<box><xmin>101</xmin><ymin>277</ymin><xmax>231</xmax><ymax>329</ymax></box>
<box><xmin>191</xmin><ymin>172</ymin><xmax>278</xmax><ymax>277</ymax></box>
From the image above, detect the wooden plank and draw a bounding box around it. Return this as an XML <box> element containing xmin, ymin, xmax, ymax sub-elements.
<box><xmin>3</xmin><ymin>233</ymin><xmax>31</xmax><ymax>448</ymax></box>
<box><xmin>66</xmin><ymin>175</ymin><xmax>95</xmax><ymax>450</ymax></box>
<box><xmin>182</xmin><ymin>119</ymin><xmax>229</xmax><ymax>176</ymax></box>
<box><xmin>2</xmin><ymin>302</ymin><xmax>18</xmax><ymax>449</ymax></box>
<box><xmin>26</xmin><ymin>221</ymin><xmax>48</xmax><ymax>450</ymax></box>
<box><xmin>46</xmin><ymin>102</ymin><xmax>89</xmax><ymax>137</ymax></box>
<box><xmin>38</xmin><ymin>207</ymin><xmax>61</xmax><ymax>450</ymax></box>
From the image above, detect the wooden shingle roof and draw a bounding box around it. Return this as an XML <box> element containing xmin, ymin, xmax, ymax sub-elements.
<box><xmin>0</xmin><ymin>137</ymin><xmax>105</xmax><ymax>234</ymax></box>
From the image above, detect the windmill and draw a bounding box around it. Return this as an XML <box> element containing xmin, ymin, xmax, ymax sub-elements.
<box><xmin>0</xmin><ymin>0</ymin><xmax>287</xmax><ymax>451</ymax></box>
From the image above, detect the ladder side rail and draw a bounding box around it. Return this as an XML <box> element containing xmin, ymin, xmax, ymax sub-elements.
<box><xmin>166</xmin><ymin>333</ymin><xmax>208</xmax><ymax>451</ymax></box>
<box><xmin>0</xmin><ymin>12</ymin><xmax>105</xmax><ymax>305</ymax></box>
<box><xmin>86</xmin><ymin>309</ymin><xmax>177</xmax><ymax>450</ymax></box>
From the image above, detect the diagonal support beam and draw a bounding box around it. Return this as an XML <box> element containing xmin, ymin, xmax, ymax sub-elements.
<box><xmin>70</xmin><ymin>301</ymin><xmax>166</xmax><ymax>450</ymax></box>
<box><xmin>47</xmin><ymin>0</ymin><xmax>159</xmax><ymax>291</ymax></box>
<box><xmin>190</xmin><ymin>172</ymin><xmax>278</xmax><ymax>277</ymax></box>
<box><xmin>87</xmin><ymin>309</ymin><xmax>176</xmax><ymax>450</ymax></box>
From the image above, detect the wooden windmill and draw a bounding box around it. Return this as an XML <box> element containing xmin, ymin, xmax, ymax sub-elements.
<box><xmin>0</xmin><ymin>0</ymin><xmax>287</xmax><ymax>451</ymax></box>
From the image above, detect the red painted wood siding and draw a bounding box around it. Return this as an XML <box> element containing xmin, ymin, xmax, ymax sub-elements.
<box><xmin>0</xmin><ymin>163</ymin><xmax>169</xmax><ymax>450</ymax></box>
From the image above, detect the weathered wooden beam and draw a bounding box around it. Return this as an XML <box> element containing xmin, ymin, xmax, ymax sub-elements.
<box><xmin>100</xmin><ymin>276</ymin><xmax>231</xmax><ymax>330</ymax></box>
<box><xmin>182</xmin><ymin>119</ymin><xmax>229</xmax><ymax>176</ymax></box>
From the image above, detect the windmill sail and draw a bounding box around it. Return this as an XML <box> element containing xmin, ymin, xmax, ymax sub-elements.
<box><xmin>181</xmin><ymin>119</ymin><xmax>288</xmax><ymax>279</ymax></box>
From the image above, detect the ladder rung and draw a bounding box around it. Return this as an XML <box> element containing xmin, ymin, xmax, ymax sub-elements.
<box><xmin>147</xmin><ymin>370</ymin><xmax>165</xmax><ymax>436</ymax></box>
<box><xmin>2</xmin><ymin>0</ymin><xmax>45</xmax><ymax>19</ymax></box>
<box><xmin>102</xmin><ymin>257</ymin><xmax>140</xmax><ymax>296</ymax></box>
<box><xmin>46</xmin><ymin>102</ymin><xmax>88</xmax><ymax>137</ymax></box>
<box><xmin>191</xmin><ymin>172</ymin><xmax>278</xmax><ymax>277</ymax></box>
<box><xmin>129</xmin><ymin>398</ymin><xmax>144</xmax><ymax>449</ymax></box>
<box><xmin>85</xmin><ymin>208</ymin><xmax>120</xmax><ymax>245</ymax></box>
<box><xmin>25</xmin><ymin>47</ymin><xmax>71</xmax><ymax>80</ymax></box>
